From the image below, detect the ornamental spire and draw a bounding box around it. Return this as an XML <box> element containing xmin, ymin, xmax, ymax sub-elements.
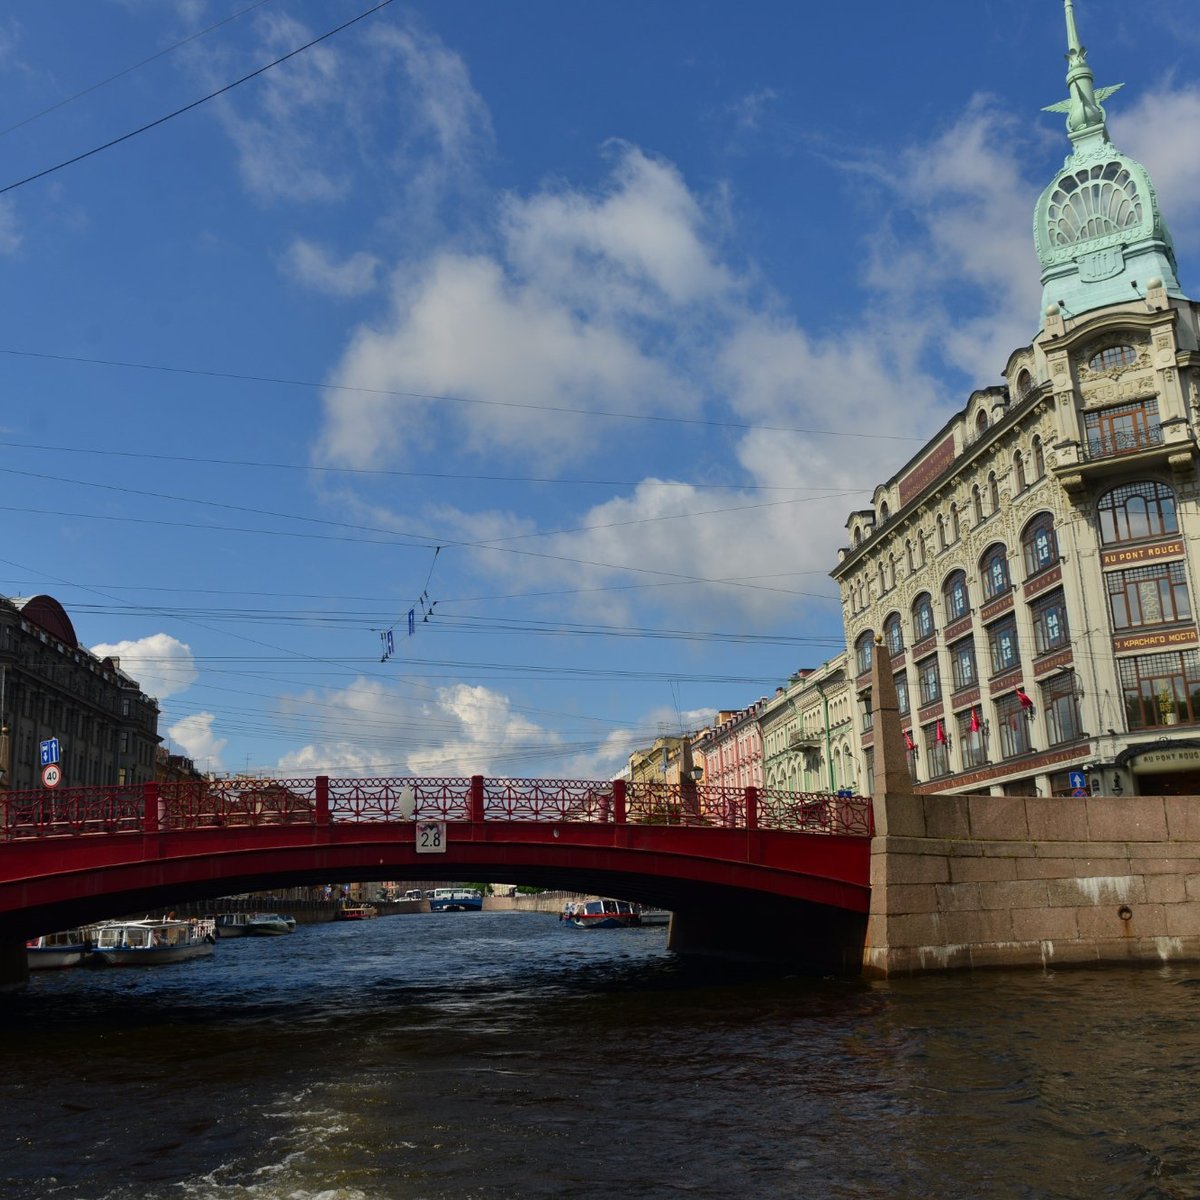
<box><xmin>1042</xmin><ymin>0</ymin><xmax>1123</xmax><ymax>146</ymax></box>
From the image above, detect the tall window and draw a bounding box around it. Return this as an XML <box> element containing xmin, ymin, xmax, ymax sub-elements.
<box><xmin>936</xmin><ymin>515</ymin><xmax>946</xmax><ymax>552</ymax></box>
<box><xmin>905</xmin><ymin>539</ymin><xmax>915</xmax><ymax>574</ymax></box>
<box><xmin>1107</xmin><ymin>562</ymin><xmax>1192</xmax><ymax>630</ymax></box>
<box><xmin>913</xmin><ymin>593</ymin><xmax>935</xmax><ymax>642</ymax></box>
<box><xmin>988</xmin><ymin>472</ymin><xmax>1000</xmax><ymax>513</ymax></box>
<box><xmin>1014</xmin><ymin>450</ymin><xmax>1027</xmax><ymax>493</ymax></box>
<box><xmin>973</xmin><ymin>485</ymin><xmax>984</xmax><ymax>525</ymax></box>
<box><xmin>987</xmin><ymin>617</ymin><xmax>1020</xmax><ymax>675</ymax></box>
<box><xmin>884</xmin><ymin>612</ymin><xmax>905</xmax><ymax>656</ymax></box>
<box><xmin>917</xmin><ymin>655</ymin><xmax>942</xmax><ymax>705</ymax></box>
<box><xmin>943</xmin><ymin>570</ymin><xmax>970</xmax><ymax>622</ymax></box>
<box><xmin>1022</xmin><ymin>513</ymin><xmax>1059</xmax><ymax>578</ymax></box>
<box><xmin>1031</xmin><ymin>590</ymin><xmax>1070</xmax><ymax>655</ymax></box>
<box><xmin>1084</xmin><ymin>398</ymin><xmax>1162</xmax><ymax>458</ymax></box>
<box><xmin>950</xmin><ymin>503</ymin><xmax>961</xmax><ymax>542</ymax></box>
<box><xmin>996</xmin><ymin>692</ymin><xmax>1033</xmax><ymax>758</ymax></box>
<box><xmin>1119</xmin><ymin>651</ymin><xmax>1200</xmax><ymax>729</ymax></box>
<box><xmin>981</xmin><ymin>544</ymin><xmax>1011</xmax><ymax>600</ymax></box>
<box><xmin>1042</xmin><ymin>672</ymin><xmax>1082</xmax><ymax>745</ymax></box>
<box><xmin>975</xmin><ymin>410</ymin><xmax>988</xmax><ymax>438</ymax></box>
<box><xmin>923</xmin><ymin>721</ymin><xmax>950</xmax><ymax>777</ymax></box>
<box><xmin>955</xmin><ymin>707</ymin><xmax>988</xmax><ymax>769</ymax></box>
<box><xmin>1098</xmin><ymin>480</ymin><xmax>1178</xmax><ymax>545</ymax></box>
<box><xmin>895</xmin><ymin>673</ymin><xmax>910</xmax><ymax>716</ymax></box>
<box><xmin>949</xmin><ymin>637</ymin><xmax>977</xmax><ymax>691</ymax></box>
<box><xmin>855</xmin><ymin>632</ymin><xmax>874</xmax><ymax>675</ymax></box>
<box><xmin>1032</xmin><ymin>435</ymin><xmax>1045</xmax><ymax>479</ymax></box>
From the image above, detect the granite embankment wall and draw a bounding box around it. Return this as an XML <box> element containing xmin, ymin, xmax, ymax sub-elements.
<box><xmin>864</xmin><ymin>791</ymin><xmax>1200</xmax><ymax>976</ymax></box>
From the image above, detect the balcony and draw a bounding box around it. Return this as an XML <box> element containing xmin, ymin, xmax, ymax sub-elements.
<box><xmin>1083</xmin><ymin>424</ymin><xmax>1164</xmax><ymax>461</ymax></box>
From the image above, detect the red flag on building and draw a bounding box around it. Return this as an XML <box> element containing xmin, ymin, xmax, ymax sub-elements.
<box><xmin>936</xmin><ymin>719</ymin><xmax>946</xmax><ymax>745</ymax></box>
<box><xmin>904</xmin><ymin>730</ymin><xmax>915</xmax><ymax>752</ymax></box>
<box><xmin>1016</xmin><ymin>687</ymin><xmax>1034</xmax><ymax>710</ymax></box>
<box><xmin>970</xmin><ymin>707</ymin><xmax>980</xmax><ymax>734</ymax></box>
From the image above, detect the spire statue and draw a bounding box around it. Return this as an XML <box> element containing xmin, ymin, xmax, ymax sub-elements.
<box><xmin>1041</xmin><ymin>0</ymin><xmax>1123</xmax><ymax>145</ymax></box>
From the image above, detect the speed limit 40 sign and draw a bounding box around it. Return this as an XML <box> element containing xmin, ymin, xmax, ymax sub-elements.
<box><xmin>41</xmin><ymin>763</ymin><xmax>62</xmax><ymax>789</ymax></box>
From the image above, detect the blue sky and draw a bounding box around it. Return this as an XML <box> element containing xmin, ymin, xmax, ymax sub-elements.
<box><xmin>2</xmin><ymin>0</ymin><xmax>1198</xmax><ymax>780</ymax></box>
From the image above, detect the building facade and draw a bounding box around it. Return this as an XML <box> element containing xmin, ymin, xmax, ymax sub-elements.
<box><xmin>0</xmin><ymin>594</ymin><xmax>161</xmax><ymax>791</ymax></box>
<box><xmin>832</xmin><ymin>5</ymin><xmax>1200</xmax><ymax>797</ymax></box>
<box><xmin>757</xmin><ymin>655</ymin><xmax>859</xmax><ymax>795</ymax></box>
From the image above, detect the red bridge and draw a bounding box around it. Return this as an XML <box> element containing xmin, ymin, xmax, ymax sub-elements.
<box><xmin>0</xmin><ymin>775</ymin><xmax>873</xmax><ymax>981</ymax></box>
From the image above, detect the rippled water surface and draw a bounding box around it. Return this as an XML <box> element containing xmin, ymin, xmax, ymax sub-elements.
<box><xmin>2</xmin><ymin>911</ymin><xmax>1198</xmax><ymax>1199</ymax></box>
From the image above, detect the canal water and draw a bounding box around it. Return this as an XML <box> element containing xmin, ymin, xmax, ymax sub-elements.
<box><xmin>1</xmin><ymin>911</ymin><xmax>1197</xmax><ymax>1199</ymax></box>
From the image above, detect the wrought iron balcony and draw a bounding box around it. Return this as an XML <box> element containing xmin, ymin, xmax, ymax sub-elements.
<box><xmin>1084</xmin><ymin>424</ymin><xmax>1163</xmax><ymax>461</ymax></box>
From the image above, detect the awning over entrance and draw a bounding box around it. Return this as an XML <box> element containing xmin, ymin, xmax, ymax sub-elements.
<box><xmin>1116</xmin><ymin>739</ymin><xmax>1200</xmax><ymax>775</ymax></box>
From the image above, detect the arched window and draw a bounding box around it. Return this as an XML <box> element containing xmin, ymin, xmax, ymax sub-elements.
<box><xmin>936</xmin><ymin>514</ymin><xmax>946</xmax><ymax>551</ymax></box>
<box><xmin>878</xmin><ymin>561</ymin><xmax>887</xmax><ymax>594</ymax></box>
<box><xmin>981</xmin><ymin>544</ymin><xmax>1011</xmax><ymax>600</ymax></box>
<box><xmin>889</xmin><ymin>553</ymin><xmax>898</xmax><ymax>590</ymax></box>
<box><xmin>950</xmin><ymin>502</ymin><xmax>961</xmax><ymax>542</ymax></box>
<box><xmin>972</xmin><ymin>485</ymin><xmax>984</xmax><ymax>525</ymax></box>
<box><xmin>943</xmin><ymin>569</ymin><xmax>970</xmax><ymax>622</ymax></box>
<box><xmin>917</xmin><ymin>530</ymin><xmax>928</xmax><ymax>567</ymax></box>
<box><xmin>1090</xmin><ymin>344</ymin><xmax>1137</xmax><ymax>372</ymax></box>
<box><xmin>1016</xmin><ymin>369</ymin><xmax>1034</xmax><ymax>399</ymax></box>
<box><xmin>1098</xmin><ymin>481</ymin><xmax>1179</xmax><ymax>546</ymax></box>
<box><xmin>1014</xmin><ymin>450</ymin><xmax>1027</xmax><ymax>493</ymax></box>
<box><xmin>853</xmin><ymin>527</ymin><xmax>862</xmax><ymax>548</ymax></box>
<box><xmin>1032</xmin><ymin>435</ymin><xmax>1045</xmax><ymax>479</ymax></box>
<box><xmin>1022</xmin><ymin>512</ymin><xmax>1059</xmax><ymax>577</ymax></box>
<box><xmin>879</xmin><ymin>500</ymin><xmax>890</xmax><ymax>521</ymax></box>
<box><xmin>988</xmin><ymin>471</ymin><xmax>1000</xmax><ymax>513</ymax></box>
<box><xmin>855</xmin><ymin>632</ymin><xmax>875</xmax><ymax>675</ymax></box>
<box><xmin>905</xmin><ymin>539</ymin><xmax>915</xmax><ymax>574</ymax></box>
<box><xmin>884</xmin><ymin>612</ymin><xmax>904</xmax><ymax>657</ymax></box>
<box><xmin>975</xmin><ymin>410</ymin><xmax>989</xmax><ymax>437</ymax></box>
<box><xmin>912</xmin><ymin>592</ymin><xmax>935</xmax><ymax>642</ymax></box>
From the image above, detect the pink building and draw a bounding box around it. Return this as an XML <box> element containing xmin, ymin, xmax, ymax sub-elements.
<box><xmin>696</xmin><ymin>698</ymin><xmax>767</xmax><ymax>791</ymax></box>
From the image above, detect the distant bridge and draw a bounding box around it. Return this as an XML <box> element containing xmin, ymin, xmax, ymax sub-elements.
<box><xmin>0</xmin><ymin>775</ymin><xmax>873</xmax><ymax>980</ymax></box>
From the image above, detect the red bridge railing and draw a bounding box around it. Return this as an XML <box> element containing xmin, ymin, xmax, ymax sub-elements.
<box><xmin>0</xmin><ymin>776</ymin><xmax>873</xmax><ymax>841</ymax></box>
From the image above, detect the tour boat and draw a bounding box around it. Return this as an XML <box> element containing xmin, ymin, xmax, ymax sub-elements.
<box><xmin>26</xmin><ymin>929</ymin><xmax>92</xmax><ymax>970</ymax></box>
<box><xmin>335</xmin><ymin>903</ymin><xmax>379</xmax><ymax>920</ymax></box>
<box><xmin>214</xmin><ymin>912</ymin><xmax>253</xmax><ymax>937</ymax></box>
<box><xmin>562</xmin><ymin>898</ymin><xmax>642</xmax><ymax>928</ymax></box>
<box><xmin>427</xmin><ymin>888</ymin><xmax>483</xmax><ymax>913</ymax></box>
<box><xmin>89</xmin><ymin>918</ymin><xmax>215</xmax><ymax>966</ymax></box>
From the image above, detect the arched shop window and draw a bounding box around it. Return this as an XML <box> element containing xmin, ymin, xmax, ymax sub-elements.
<box><xmin>943</xmin><ymin>570</ymin><xmax>970</xmax><ymax>622</ymax></box>
<box><xmin>912</xmin><ymin>593</ymin><xmax>935</xmax><ymax>642</ymax></box>
<box><xmin>981</xmin><ymin>544</ymin><xmax>1011</xmax><ymax>600</ymax></box>
<box><xmin>1098</xmin><ymin>480</ymin><xmax>1178</xmax><ymax>545</ymax></box>
<box><xmin>855</xmin><ymin>632</ymin><xmax>875</xmax><ymax>675</ymax></box>
<box><xmin>884</xmin><ymin>613</ymin><xmax>904</xmax><ymax>657</ymax></box>
<box><xmin>1021</xmin><ymin>512</ymin><xmax>1059</xmax><ymax>578</ymax></box>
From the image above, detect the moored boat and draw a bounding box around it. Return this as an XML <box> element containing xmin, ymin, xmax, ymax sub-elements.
<box><xmin>89</xmin><ymin>918</ymin><xmax>215</xmax><ymax>966</ymax></box>
<box><xmin>335</xmin><ymin>903</ymin><xmax>379</xmax><ymax>920</ymax></box>
<box><xmin>26</xmin><ymin>929</ymin><xmax>92</xmax><ymax>970</ymax></box>
<box><xmin>428</xmin><ymin>888</ymin><xmax>483</xmax><ymax>913</ymax></box>
<box><xmin>562</xmin><ymin>898</ymin><xmax>642</xmax><ymax>929</ymax></box>
<box><xmin>245</xmin><ymin>912</ymin><xmax>293</xmax><ymax>936</ymax></box>
<box><xmin>213</xmin><ymin>912</ymin><xmax>253</xmax><ymax>938</ymax></box>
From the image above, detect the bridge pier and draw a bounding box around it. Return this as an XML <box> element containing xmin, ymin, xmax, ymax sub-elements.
<box><xmin>0</xmin><ymin>938</ymin><xmax>28</xmax><ymax>988</ymax></box>
<box><xmin>667</xmin><ymin>900</ymin><xmax>866</xmax><ymax>974</ymax></box>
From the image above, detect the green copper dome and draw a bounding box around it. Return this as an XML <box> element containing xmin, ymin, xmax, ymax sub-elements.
<box><xmin>1034</xmin><ymin>0</ymin><xmax>1182</xmax><ymax>323</ymax></box>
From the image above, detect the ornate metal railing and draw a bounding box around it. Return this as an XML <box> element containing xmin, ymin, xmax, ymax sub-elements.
<box><xmin>1084</xmin><ymin>424</ymin><xmax>1164</xmax><ymax>460</ymax></box>
<box><xmin>0</xmin><ymin>776</ymin><xmax>873</xmax><ymax>841</ymax></box>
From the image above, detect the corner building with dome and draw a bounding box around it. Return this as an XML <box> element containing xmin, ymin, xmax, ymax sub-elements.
<box><xmin>831</xmin><ymin>1</ymin><xmax>1200</xmax><ymax>798</ymax></box>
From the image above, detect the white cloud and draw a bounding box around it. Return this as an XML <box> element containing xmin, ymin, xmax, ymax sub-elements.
<box><xmin>282</xmin><ymin>238</ymin><xmax>380</xmax><ymax>297</ymax></box>
<box><xmin>168</xmin><ymin>712</ymin><xmax>227</xmax><ymax>772</ymax></box>
<box><xmin>1112</xmin><ymin>83</ymin><xmax>1200</xmax><ymax>250</ymax></box>
<box><xmin>90</xmin><ymin>632</ymin><xmax>198</xmax><ymax>700</ymax></box>
<box><xmin>272</xmin><ymin>677</ymin><xmax>567</xmax><ymax>778</ymax></box>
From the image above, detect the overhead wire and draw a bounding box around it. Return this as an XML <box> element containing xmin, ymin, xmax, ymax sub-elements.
<box><xmin>0</xmin><ymin>0</ymin><xmax>397</xmax><ymax>198</ymax></box>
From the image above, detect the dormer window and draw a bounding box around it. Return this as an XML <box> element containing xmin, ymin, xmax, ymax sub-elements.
<box><xmin>1089</xmin><ymin>344</ymin><xmax>1137</xmax><ymax>372</ymax></box>
<box><xmin>1016</xmin><ymin>369</ymin><xmax>1034</xmax><ymax>399</ymax></box>
<box><xmin>975</xmin><ymin>410</ymin><xmax>989</xmax><ymax>436</ymax></box>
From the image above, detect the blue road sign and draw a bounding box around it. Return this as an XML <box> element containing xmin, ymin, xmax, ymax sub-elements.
<box><xmin>39</xmin><ymin>737</ymin><xmax>61</xmax><ymax>767</ymax></box>
<box><xmin>1068</xmin><ymin>769</ymin><xmax>1087</xmax><ymax>797</ymax></box>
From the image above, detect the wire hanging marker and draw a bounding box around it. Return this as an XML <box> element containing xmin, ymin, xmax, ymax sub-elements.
<box><xmin>378</xmin><ymin>546</ymin><xmax>442</xmax><ymax>661</ymax></box>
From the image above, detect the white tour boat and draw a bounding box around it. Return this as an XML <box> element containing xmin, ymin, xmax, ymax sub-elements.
<box><xmin>89</xmin><ymin>918</ymin><xmax>215</xmax><ymax>966</ymax></box>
